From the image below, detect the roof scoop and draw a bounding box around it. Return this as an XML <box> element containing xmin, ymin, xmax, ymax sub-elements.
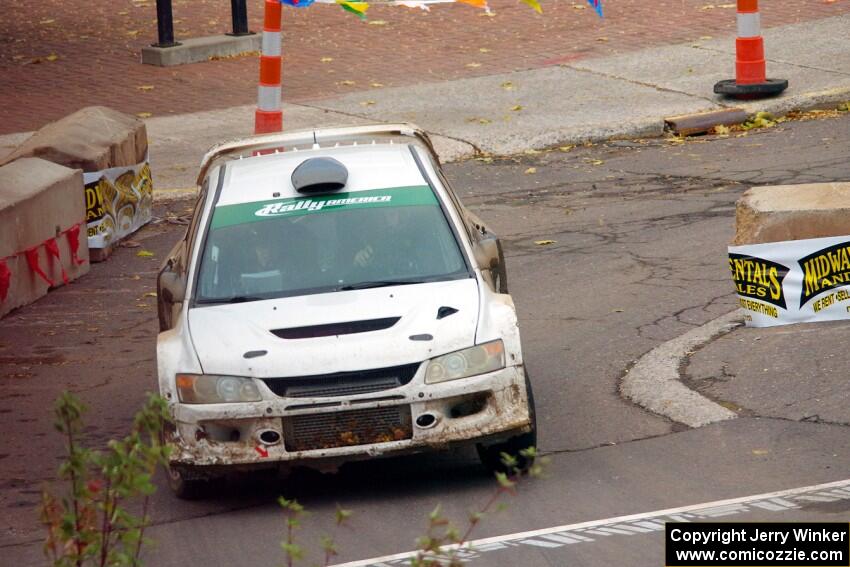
<box><xmin>291</xmin><ymin>157</ymin><xmax>348</xmax><ymax>193</ymax></box>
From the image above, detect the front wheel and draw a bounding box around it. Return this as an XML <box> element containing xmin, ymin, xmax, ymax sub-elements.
<box><xmin>166</xmin><ymin>464</ymin><xmax>210</xmax><ymax>500</ymax></box>
<box><xmin>476</xmin><ymin>371</ymin><xmax>537</xmax><ymax>474</ymax></box>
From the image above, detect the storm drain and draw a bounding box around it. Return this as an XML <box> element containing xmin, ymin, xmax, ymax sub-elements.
<box><xmin>283</xmin><ymin>405</ymin><xmax>412</xmax><ymax>452</ymax></box>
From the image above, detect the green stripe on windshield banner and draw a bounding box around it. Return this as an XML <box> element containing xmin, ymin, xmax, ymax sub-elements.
<box><xmin>211</xmin><ymin>185</ymin><xmax>437</xmax><ymax>229</ymax></box>
<box><xmin>666</xmin><ymin>522</ymin><xmax>850</xmax><ymax>567</ymax></box>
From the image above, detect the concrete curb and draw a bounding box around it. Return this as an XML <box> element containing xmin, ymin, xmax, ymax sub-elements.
<box><xmin>620</xmin><ymin>310</ymin><xmax>744</xmax><ymax>428</ymax></box>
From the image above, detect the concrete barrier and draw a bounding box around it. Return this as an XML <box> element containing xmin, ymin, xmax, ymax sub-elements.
<box><xmin>0</xmin><ymin>106</ymin><xmax>151</xmax><ymax>261</ymax></box>
<box><xmin>734</xmin><ymin>182</ymin><xmax>850</xmax><ymax>245</ymax></box>
<box><xmin>0</xmin><ymin>158</ymin><xmax>89</xmax><ymax>319</ymax></box>
<box><xmin>0</xmin><ymin>106</ymin><xmax>147</xmax><ymax>170</ymax></box>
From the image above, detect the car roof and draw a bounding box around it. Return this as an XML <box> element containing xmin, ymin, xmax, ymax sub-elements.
<box><xmin>215</xmin><ymin>143</ymin><xmax>430</xmax><ymax>207</ymax></box>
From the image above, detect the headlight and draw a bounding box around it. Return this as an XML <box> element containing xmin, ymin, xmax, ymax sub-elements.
<box><xmin>175</xmin><ymin>374</ymin><xmax>262</xmax><ymax>404</ymax></box>
<box><xmin>425</xmin><ymin>340</ymin><xmax>505</xmax><ymax>384</ymax></box>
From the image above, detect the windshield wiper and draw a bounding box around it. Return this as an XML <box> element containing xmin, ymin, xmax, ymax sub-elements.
<box><xmin>339</xmin><ymin>280</ymin><xmax>426</xmax><ymax>291</ymax></box>
<box><xmin>197</xmin><ymin>295</ymin><xmax>265</xmax><ymax>305</ymax></box>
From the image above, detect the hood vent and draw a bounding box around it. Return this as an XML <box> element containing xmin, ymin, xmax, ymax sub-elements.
<box><xmin>271</xmin><ymin>317</ymin><xmax>400</xmax><ymax>339</ymax></box>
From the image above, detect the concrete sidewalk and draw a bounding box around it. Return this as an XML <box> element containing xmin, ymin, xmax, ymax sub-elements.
<box><xmin>2</xmin><ymin>14</ymin><xmax>849</xmax><ymax>193</ymax></box>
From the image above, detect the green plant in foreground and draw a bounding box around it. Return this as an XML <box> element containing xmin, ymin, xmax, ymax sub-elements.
<box><xmin>41</xmin><ymin>392</ymin><xmax>171</xmax><ymax>567</ymax></box>
<box><xmin>277</xmin><ymin>447</ymin><xmax>547</xmax><ymax>567</ymax></box>
<box><xmin>411</xmin><ymin>447</ymin><xmax>547</xmax><ymax>567</ymax></box>
<box><xmin>279</xmin><ymin>498</ymin><xmax>353</xmax><ymax>567</ymax></box>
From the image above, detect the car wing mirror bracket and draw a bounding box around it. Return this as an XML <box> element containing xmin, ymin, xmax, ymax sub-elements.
<box><xmin>472</xmin><ymin>237</ymin><xmax>508</xmax><ymax>293</ymax></box>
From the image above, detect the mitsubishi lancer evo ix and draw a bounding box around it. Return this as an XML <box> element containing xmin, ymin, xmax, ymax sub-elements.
<box><xmin>156</xmin><ymin>124</ymin><xmax>535</xmax><ymax>497</ymax></box>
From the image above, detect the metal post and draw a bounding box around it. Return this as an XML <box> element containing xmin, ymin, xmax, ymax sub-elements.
<box><xmin>152</xmin><ymin>0</ymin><xmax>180</xmax><ymax>47</ymax></box>
<box><xmin>228</xmin><ymin>0</ymin><xmax>252</xmax><ymax>36</ymax></box>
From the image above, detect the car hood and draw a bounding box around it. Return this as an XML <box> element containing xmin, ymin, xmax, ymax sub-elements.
<box><xmin>188</xmin><ymin>278</ymin><xmax>480</xmax><ymax>377</ymax></box>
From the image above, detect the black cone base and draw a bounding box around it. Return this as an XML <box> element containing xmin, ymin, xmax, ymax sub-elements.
<box><xmin>714</xmin><ymin>78</ymin><xmax>789</xmax><ymax>99</ymax></box>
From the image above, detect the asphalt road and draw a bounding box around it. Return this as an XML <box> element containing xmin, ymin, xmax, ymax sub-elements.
<box><xmin>1</xmin><ymin>114</ymin><xmax>849</xmax><ymax>566</ymax></box>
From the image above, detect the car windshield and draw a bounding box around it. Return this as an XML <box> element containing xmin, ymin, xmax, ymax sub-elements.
<box><xmin>194</xmin><ymin>185</ymin><xmax>469</xmax><ymax>303</ymax></box>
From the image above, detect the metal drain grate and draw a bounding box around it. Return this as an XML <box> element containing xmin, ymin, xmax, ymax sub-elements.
<box><xmin>284</xmin><ymin>406</ymin><xmax>412</xmax><ymax>452</ymax></box>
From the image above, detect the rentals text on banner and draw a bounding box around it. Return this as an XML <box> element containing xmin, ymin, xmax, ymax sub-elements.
<box><xmin>729</xmin><ymin>234</ymin><xmax>850</xmax><ymax>327</ymax></box>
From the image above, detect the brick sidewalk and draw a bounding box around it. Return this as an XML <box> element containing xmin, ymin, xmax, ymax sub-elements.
<box><xmin>1</xmin><ymin>0</ymin><xmax>846</xmax><ymax>135</ymax></box>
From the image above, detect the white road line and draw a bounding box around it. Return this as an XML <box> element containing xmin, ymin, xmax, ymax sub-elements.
<box><xmin>331</xmin><ymin>478</ymin><xmax>850</xmax><ymax>567</ymax></box>
<box><xmin>620</xmin><ymin>309</ymin><xmax>742</xmax><ymax>428</ymax></box>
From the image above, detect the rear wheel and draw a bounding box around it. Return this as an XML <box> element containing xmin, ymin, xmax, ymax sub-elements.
<box><xmin>476</xmin><ymin>371</ymin><xmax>537</xmax><ymax>474</ymax></box>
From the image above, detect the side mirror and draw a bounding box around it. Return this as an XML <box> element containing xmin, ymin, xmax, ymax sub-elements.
<box><xmin>159</xmin><ymin>269</ymin><xmax>186</xmax><ymax>303</ymax></box>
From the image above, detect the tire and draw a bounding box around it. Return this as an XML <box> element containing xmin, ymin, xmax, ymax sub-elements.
<box><xmin>476</xmin><ymin>371</ymin><xmax>537</xmax><ymax>474</ymax></box>
<box><xmin>166</xmin><ymin>464</ymin><xmax>210</xmax><ymax>500</ymax></box>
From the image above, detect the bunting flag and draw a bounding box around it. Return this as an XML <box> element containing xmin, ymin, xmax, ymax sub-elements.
<box><xmin>277</xmin><ymin>0</ymin><xmax>606</xmax><ymax>19</ymax></box>
<box><xmin>44</xmin><ymin>238</ymin><xmax>70</xmax><ymax>285</ymax></box>
<box><xmin>337</xmin><ymin>0</ymin><xmax>369</xmax><ymax>18</ymax></box>
<box><xmin>66</xmin><ymin>223</ymin><xmax>87</xmax><ymax>266</ymax></box>
<box><xmin>0</xmin><ymin>221</ymin><xmax>88</xmax><ymax>307</ymax></box>
<box><xmin>25</xmin><ymin>247</ymin><xmax>54</xmax><ymax>287</ymax></box>
<box><xmin>0</xmin><ymin>259</ymin><xmax>9</xmax><ymax>303</ymax></box>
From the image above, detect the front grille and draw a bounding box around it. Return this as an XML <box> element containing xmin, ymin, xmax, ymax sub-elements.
<box><xmin>261</xmin><ymin>363</ymin><xmax>419</xmax><ymax>398</ymax></box>
<box><xmin>284</xmin><ymin>405</ymin><xmax>412</xmax><ymax>451</ymax></box>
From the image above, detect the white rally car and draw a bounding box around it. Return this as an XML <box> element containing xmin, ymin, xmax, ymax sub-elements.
<box><xmin>156</xmin><ymin>124</ymin><xmax>535</xmax><ymax>497</ymax></box>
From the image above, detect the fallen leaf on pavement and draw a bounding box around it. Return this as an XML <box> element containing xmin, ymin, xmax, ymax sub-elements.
<box><xmin>558</xmin><ymin>145</ymin><xmax>575</xmax><ymax>152</ymax></box>
<box><xmin>368</xmin><ymin>20</ymin><xmax>388</xmax><ymax>25</ymax></box>
<box><xmin>137</xmin><ymin>250</ymin><xmax>155</xmax><ymax>257</ymax></box>
<box><xmin>752</xmin><ymin>449</ymin><xmax>769</xmax><ymax>456</ymax></box>
<box><xmin>45</xmin><ymin>54</ymin><xmax>59</xmax><ymax>62</ymax></box>
<box><xmin>466</xmin><ymin>62</ymin><xmax>482</xmax><ymax>68</ymax></box>
<box><xmin>501</xmin><ymin>81</ymin><xmax>515</xmax><ymax>90</ymax></box>
<box><xmin>39</xmin><ymin>19</ymin><xmax>56</xmax><ymax>24</ymax></box>
<box><xmin>479</xmin><ymin>47</ymin><xmax>491</xmax><ymax>53</ymax></box>
<box><xmin>136</xmin><ymin>112</ymin><xmax>152</xmax><ymax>118</ymax></box>
<box><xmin>525</xmin><ymin>167</ymin><xmax>537</xmax><ymax>175</ymax></box>
<box><xmin>360</xmin><ymin>100</ymin><xmax>376</xmax><ymax>106</ymax></box>
<box><xmin>320</xmin><ymin>57</ymin><xmax>334</xmax><ymax>63</ymax></box>
<box><xmin>338</xmin><ymin>80</ymin><xmax>356</xmax><ymax>86</ymax></box>
<box><xmin>713</xmin><ymin>124</ymin><xmax>730</xmax><ymax>135</ymax></box>
<box><xmin>510</xmin><ymin>104</ymin><xmax>523</xmax><ymax>111</ymax></box>
<box><xmin>136</xmin><ymin>85</ymin><xmax>154</xmax><ymax>91</ymax></box>
<box><xmin>370</xmin><ymin>82</ymin><xmax>384</xmax><ymax>88</ymax></box>
<box><xmin>143</xmin><ymin>292</ymin><xmax>157</xmax><ymax>298</ymax></box>
<box><xmin>534</xmin><ymin>239</ymin><xmax>556</xmax><ymax>245</ymax></box>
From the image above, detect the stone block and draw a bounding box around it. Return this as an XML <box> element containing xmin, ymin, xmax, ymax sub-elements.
<box><xmin>141</xmin><ymin>34</ymin><xmax>260</xmax><ymax>67</ymax></box>
<box><xmin>0</xmin><ymin>106</ymin><xmax>147</xmax><ymax>171</ymax></box>
<box><xmin>734</xmin><ymin>182</ymin><xmax>850</xmax><ymax>245</ymax></box>
<box><xmin>0</xmin><ymin>158</ymin><xmax>89</xmax><ymax>318</ymax></box>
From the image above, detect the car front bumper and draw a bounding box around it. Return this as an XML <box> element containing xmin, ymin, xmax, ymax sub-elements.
<box><xmin>166</xmin><ymin>364</ymin><xmax>532</xmax><ymax>471</ymax></box>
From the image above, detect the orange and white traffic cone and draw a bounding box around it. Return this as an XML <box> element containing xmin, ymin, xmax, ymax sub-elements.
<box><xmin>254</xmin><ymin>0</ymin><xmax>283</xmax><ymax>134</ymax></box>
<box><xmin>714</xmin><ymin>0</ymin><xmax>787</xmax><ymax>99</ymax></box>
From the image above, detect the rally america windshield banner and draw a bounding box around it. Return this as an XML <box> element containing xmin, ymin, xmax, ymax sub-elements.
<box><xmin>211</xmin><ymin>185</ymin><xmax>437</xmax><ymax>229</ymax></box>
<box><xmin>729</xmin><ymin>234</ymin><xmax>850</xmax><ymax>327</ymax></box>
<box><xmin>83</xmin><ymin>156</ymin><xmax>153</xmax><ymax>249</ymax></box>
